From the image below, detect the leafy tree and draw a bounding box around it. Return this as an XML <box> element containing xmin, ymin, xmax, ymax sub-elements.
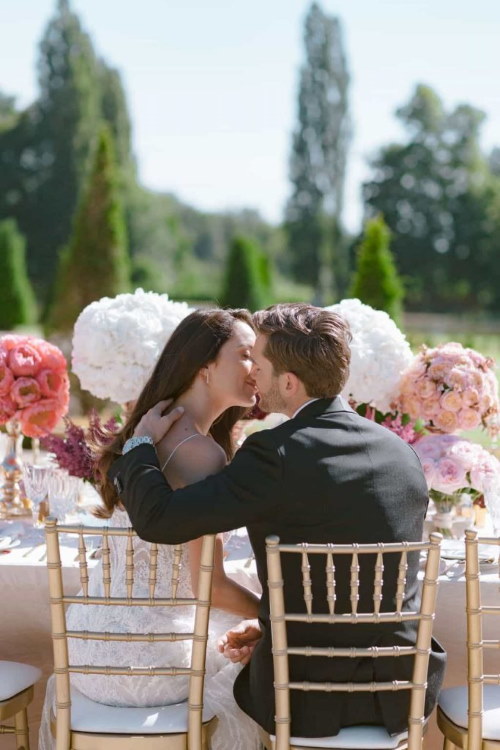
<box><xmin>48</xmin><ymin>127</ymin><xmax>130</xmax><ymax>332</ymax></box>
<box><xmin>363</xmin><ymin>84</ymin><xmax>500</xmax><ymax>312</ymax></box>
<box><xmin>220</xmin><ymin>236</ymin><xmax>269</xmax><ymax>312</ymax></box>
<box><xmin>350</xmin><ymin>216</ymin><xmax>404</xmax><ymax>324</ymax></box>
<box><xmin>285</xmin><ymin>2</ymin><xmax>351</xmax><ymax>301</ymax></box>
<box><xmin>0</xmin><ymin>219</ymin><xmax>36</xmax><ymax>328</ymax></box>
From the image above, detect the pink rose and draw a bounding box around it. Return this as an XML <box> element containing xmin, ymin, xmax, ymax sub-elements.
<box><xmin>400</xmin><ymin>395</ymin><xmax>421</xmax><ymax>419</ymax></box>
<box><xmin>421</xmin><ymin>396</ymin><xmax>441</xmax><ymax>419</ymax></box>
<box><xmin>416</xmin><ymin>379</ymin><xmax>436</xmax><ymax>399</ymax></box>
<box><xmin>433</xmin><ymin>410</ymin><xmax>459</xmax><ymax>433</ymax></box>
<box><xmin>447</xmin><ymin>368</ymin><xmax>467</xmax><ymax>389</ymax></box>
<box><xmin>0</xmin><ymin>395</ymin><xmax>17</xmax><ymax>423</ymax></box>
<box><xmin>0</xmin><ymin>334</ymin><xmax>26</xmax><ymax>352</ymax></box>
<box><xmin>470</xmin><ymin>456</ymin><xmax>500</xmax><ymax>493</ymax></box>
<box><xmin>19</xmin><ymin>399</ymin><xmax>61</xmax><ymax>438</ymax></box>
<box><xmin>457</xmin><ymin>408</ymin><xmax>481</xmax><ymax>431</ymax></box>
<box><xmin>11</xmin><ymin>377</ymin><xmax>41</xmax><ymax>407</ymax></box>
<box><xmin>8</xmin><ymin>343</ymin><xmax>42</xmax><ymax>377</ymax></box>
<box><xmin>462</xmin><ymin>388</ymin><xmax>479</xmax><ymax>408</ymax></box>
<box><xmin>413</xmin><ymin>436</ymin><xmax>444</xmax><ymax>460</ymax></box>
<box><xmin>435</xmin><ymin>457</ymin><xmax>467</xmax><ymax>493</ymax></box>
<box><xmin>38</xmin><ymin>342</ymin><xmax>67</xmax><ymax>372</ymax></box>
<box><xmin>440</xmin><ymin>390</ymin><xmax>462</xmax><ymax>413</ymax></box>
<box><xmin>37</xmin><ymin>369</ymin><xmax>68</xmax><ymax>399</ymax></box>
<box><xmin>0</xmin><ymin>364</ymin><xmax>14</xmax><ymax>396</ymax></box>
<box><xmin>428</xmin><ymin>362</ymin><xmax>452</xmax><ymax>381</ymax></box>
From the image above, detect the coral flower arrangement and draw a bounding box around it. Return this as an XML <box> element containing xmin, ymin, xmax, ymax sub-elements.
<box><xmin>0</xmin><ymin>334</ymin><xmax>69</xmax><ymax>437</ymax></box>
<box><xmin>398</xmin><ymin>342</ymin><xmax>499</xmax><ymax>435</ymax></box>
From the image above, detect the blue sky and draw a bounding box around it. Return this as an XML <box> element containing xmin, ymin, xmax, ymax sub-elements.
<box><xmin>3</xmin><ymin>0</ymin><xmax>500</xmax><ymax>231</ymax></box>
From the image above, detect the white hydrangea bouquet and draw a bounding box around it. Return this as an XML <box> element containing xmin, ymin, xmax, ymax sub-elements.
<box><xmin>72</xmin><ymin>289</ymin><xmax>192</xmax><ymax>404</ymax></box>
<box><xmin>325</xmin><ymin>298</ymin><xmax>413</xmax><ymax>414</ymax></box>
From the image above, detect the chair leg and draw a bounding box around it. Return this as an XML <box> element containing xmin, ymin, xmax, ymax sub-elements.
<box><xmin>14</xmin><ymin>708</ymin><xmax>30</xmax><ymax>750</ymax></box>
<box><xmin>443</xmin><ymin>739</ymin><xmax>455</xmax><ymax>750</ymax></box>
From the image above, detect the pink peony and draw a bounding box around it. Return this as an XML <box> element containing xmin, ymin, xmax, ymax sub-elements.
<box><xmin>435</xmin><ymin>457</ymin><xmax>467</xmax><ymax>493</ymax></box>
<box><xmin>19</xmin><ymin>399</ymin><xmax>61</xmax><ymax>438</ymax></box>
<box><xmin>11</xmin><ymin>377</ymin><xmax>41</xmax><ymax>407</ymax></box>
<box><xmin>0</xmin><ymin>364</ymin><xmax>14</xmax><ymax>396</ymax></box>
<box><xmin>8</xmin><ymin>343</ymin><xmax>42</xmax><ymax>376</ymax></box>
<box><xmin>419</xmin><ymin>457</ymin><xmax>437</xmax><ymax>488</ymax></box>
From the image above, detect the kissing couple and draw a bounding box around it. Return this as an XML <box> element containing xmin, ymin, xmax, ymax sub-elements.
<box><xmin>40</xmin><ymin>303</ymin><xmax>446</xmax><ymax>750</ymax></box>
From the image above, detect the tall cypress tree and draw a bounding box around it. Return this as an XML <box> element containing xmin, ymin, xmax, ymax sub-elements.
<box><xmin>48</xmin><ymin>127</ymin><xmax>130</xmax><ymax>332</ymax></box>
<box><xmin>220</xmin><ymin>236</ymin><xmax>268</xmax><ymax>312</ymax></box>
<box><xmin>285</xmin><ymin>2</ymin><xmax>351</xmax><ymax>301</ymax></box>
<box><xmin>349</xmin><ymin>216</ymin><xmax>404</xmax><ymax>325</ymax></box>
<box><xmin>33</xmin><ymin>0</ymin><xmax>101</xmax><ymax>297</ymax></box>
<box><xmin>0</xmin><ymin>219</ymin><xmax>36</xmax><ymax>329</ymax></box>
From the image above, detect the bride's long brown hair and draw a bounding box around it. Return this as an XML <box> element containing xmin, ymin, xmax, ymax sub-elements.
<box><xmin>95</xmin><ymin>308</ymin><xmax>254</xmax><ymax>517</ymax></box>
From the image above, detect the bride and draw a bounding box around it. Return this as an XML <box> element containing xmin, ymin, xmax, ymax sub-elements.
<box><xmin>39</xmin><ymin>308</ymin><xmax>261</xmax><ymax>750</ymax></box>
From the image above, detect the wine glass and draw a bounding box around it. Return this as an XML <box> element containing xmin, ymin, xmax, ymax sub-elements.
<box><xmin>47</xmin><ymin>469</ymin><xmax>81</xmax><ymax>522</ymax></box>
<box><xmin>21</xmin><ymin>464</ymin><xmax>51</xmax><ymax>528</ymax></box>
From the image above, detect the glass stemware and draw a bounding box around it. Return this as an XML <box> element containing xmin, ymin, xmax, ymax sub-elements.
<box><xmin>46</xmin><ymin>469</ymin><xmax>81</xmax><ymax>522</ymax></box>
<box><xmin>483</xmin><ymin>473</ymin><xmax>500</xmax><ymax>537</ymax></box>
<box><xmin>21</xmin><ymin>464</ymin><xmax>52</xmax><ymax>528</ymax></box>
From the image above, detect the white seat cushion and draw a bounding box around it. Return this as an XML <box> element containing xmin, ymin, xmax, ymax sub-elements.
<box><xmin>67</xmin><ymin>687</ymin><xmax>215</xmax><ymax>734</ymax></box>
<box><xmin>270</xmin><ymin>726</ymin><xmax>409</xmax><ymax>749</ymax></box>
<box><xmin>0</xmin><ymin>661</ymin><xmax>42</xmax><ymax>702</ymax></box>
<box><xmin>439</xmin><ymin>684</ymin><xmax>500</xmax><ymax>741</ymax></box>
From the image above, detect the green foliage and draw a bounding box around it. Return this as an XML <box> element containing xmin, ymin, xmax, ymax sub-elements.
<box><xmin>350</xmin><ymin>216</ymin><xmax>404</xmax><ymax>324</ymax></box>
<box><xmin>285</xmin><ymin>2</ymin><xmax>351</xmax><ymax>299</ymax></box>
<box><xmin>48</xmin><ymin>127</ymin><xmax>130</xmax><ymax>332</ymax></box>
<box><xmin>363</xmin><ymin>83</ymin><xmax>500</xmax><ymax>313</ymax></box>
<box><xmin>0</xmin><ymin>219</ymin><xmax>36</xmax><ymax>328</ymax></box>
<box><xmin>220</xmin><ymin>236</ymin><xmax>272</xmax><ymax>312</ymax></box>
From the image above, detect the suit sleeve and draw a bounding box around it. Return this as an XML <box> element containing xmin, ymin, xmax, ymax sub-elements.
<box><xmin>108</xmin><ymin>433</ymin><xmax>283</xmax><ymax>544</ymax></box>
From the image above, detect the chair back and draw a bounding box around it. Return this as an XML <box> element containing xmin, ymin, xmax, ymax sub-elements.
<box><xmin>265</xmin><ymin>533</ymin><xmax>442</xmax><ymax>750</ymax></box>
<box><xmin>465</xmin><ymin>528</ymin><xmax>500</xmax><ymax>750</ymax></box>
<box><xmin>45</xmin><ymin>517</ymin><xmax>216</xmax><ymax>750</ymax></box>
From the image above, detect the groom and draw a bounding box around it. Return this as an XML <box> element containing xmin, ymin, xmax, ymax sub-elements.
<box><xmin>109</xmin><ymin>303</ymin><xmax>445</xmax><ymax>738</ymax></box>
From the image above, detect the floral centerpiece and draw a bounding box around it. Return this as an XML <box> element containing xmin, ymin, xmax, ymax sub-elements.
<box><xmin>72</xmin><ymin>289</ymin><xmax>192</xmax><ymax>405</ymax></box>
<box><xmin>0</xmin><ymin>334</ymin><xmax>69</xmax><ymax>512</ymax></box>
<box><xmin>398</xmin><ymin>342</ymin><xmax>499</xmax><ymax>435</ymax></box>
<box><xmin>413</xmin><ymin>434</ymin><xmax>500</xmax><ymax>535</ymax></box>
<box><xmin>0</xmin><ymin>334</ymin><xmax>69</xmax><ymax>437</ymax></box>
<box><xmin>325</xmin><ymin>299</ymin><xmax>414</xmax><ymax>414</ymax></box>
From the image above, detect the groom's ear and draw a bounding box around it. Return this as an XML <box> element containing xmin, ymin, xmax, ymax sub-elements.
<box><xmin>281</xmin><ymin>371</ymin><xmax>300</xmax><ymax>395</ymax></box>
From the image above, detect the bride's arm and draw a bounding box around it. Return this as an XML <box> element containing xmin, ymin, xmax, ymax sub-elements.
<box><xmin>165</xmin><ymin>437</ymin><xmax>260</xmax><ymax>619</ymax></box>
<box><xmin>189</xmin><ymin>535</ymin><xmax>259</xmax><ymax>618</ymax></box>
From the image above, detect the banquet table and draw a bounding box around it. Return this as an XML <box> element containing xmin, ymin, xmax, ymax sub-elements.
<box><xmin>1</xmin><ymin>516</ymin><xmax>499</xmax><ymax>750</ymax></box>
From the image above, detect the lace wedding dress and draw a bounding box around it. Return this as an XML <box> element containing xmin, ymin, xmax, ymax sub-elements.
<box><xmin>38</xmin><ymin>509</ymin><xmax>260</xmax><ymax>750</ymax></box>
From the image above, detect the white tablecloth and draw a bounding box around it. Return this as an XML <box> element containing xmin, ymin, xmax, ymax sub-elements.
<box><xmin>1</xmin><ymin>515</ymin><xmax>499</xmax><ymax>750</ymax></box>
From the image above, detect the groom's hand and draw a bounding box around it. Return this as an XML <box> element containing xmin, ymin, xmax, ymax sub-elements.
<box><xmin>217</xmin><ymin>618</ymin><xmax>262</xmax><ymax>665</ymax></box>
<box><xmin>134</xmin><ymin>400</ymin><xmax>184</xmax><ymax>444</ymax></box>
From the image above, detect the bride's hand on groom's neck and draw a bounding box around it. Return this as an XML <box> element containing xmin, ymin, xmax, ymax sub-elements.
<box><xmin>134</xmin><ymin>399</ymin><xmax>184</xmax><ymax>445</ymax></box>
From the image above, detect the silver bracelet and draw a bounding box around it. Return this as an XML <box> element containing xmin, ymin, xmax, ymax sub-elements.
<box><xmin>122</xmin><ymin>435</ymin><xmax>155</xmax><ymax>454</ymax></box>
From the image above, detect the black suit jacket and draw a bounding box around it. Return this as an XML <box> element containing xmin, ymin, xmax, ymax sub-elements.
<box><xmin>109</xmin><ymin>397</ymin><xmax>446</xmax><ymax>737</ymax></box>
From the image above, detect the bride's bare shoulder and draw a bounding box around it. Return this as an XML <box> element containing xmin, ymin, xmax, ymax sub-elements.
<box><xmin>157</xmin><ymin>416</ymin><xmax>226</xmax><ymax>485</ymax></box>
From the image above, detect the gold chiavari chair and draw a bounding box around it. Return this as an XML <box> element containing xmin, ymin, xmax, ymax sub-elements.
<box><xmin>0</xmin><ymin>660</ymin><xmax>41</xmax><ymax>750</ymax></box>
<box><xmin>437</xmin><ymin>528</ymin><xmax>500</xmax><ymax>750</ymax></box>
<box><xmin>45</xmin><ymin>517</ymin><xmax>217</xmax><ymax>750</ymax></box>
<box><xmin>262</xmin><ymin>532</ymin><xmax>443</xmax><ymax>750</ymax></box>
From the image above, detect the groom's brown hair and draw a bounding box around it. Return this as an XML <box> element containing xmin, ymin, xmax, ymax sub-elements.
<box><xmin>253</xmin><ymin>303</ymin><xmax>351</xmax><ymax>398</ymax></box>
